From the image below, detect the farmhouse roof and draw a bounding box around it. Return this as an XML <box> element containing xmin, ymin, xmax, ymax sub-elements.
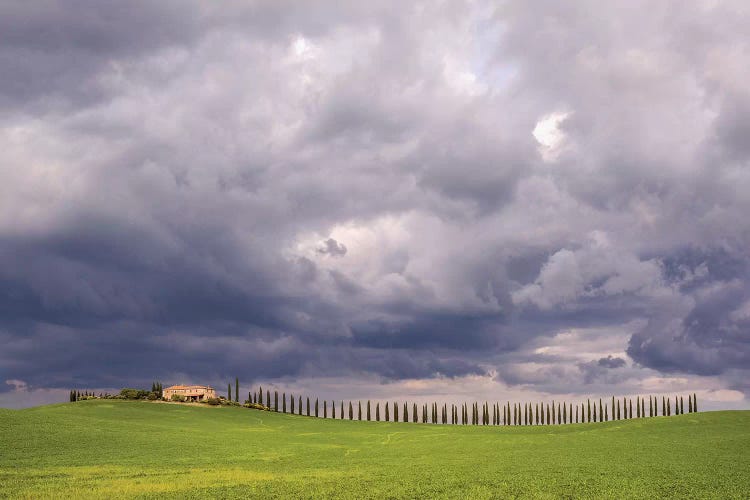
<box><xmin>164</xmin><ymin>384</ymin><xmax>214</xmax><ymax>390</ymax></box>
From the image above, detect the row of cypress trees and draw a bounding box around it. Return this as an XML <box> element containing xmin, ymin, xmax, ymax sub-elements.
<box><xmin>227</xmin><ymin>377</ymin><xmax>241</xmax><ymax>402</ymax></box>
<box><xmin>245</xmin><ymin>389</ymin><xmax>698</xmax><ymax>425</ymax></box>
<box><xmin>70</xmin><ymin>390</ymin><xmax>100</xmax><ymax>401</ymax></box>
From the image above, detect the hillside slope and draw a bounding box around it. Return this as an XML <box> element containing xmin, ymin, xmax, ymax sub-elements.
<box><xmin>1</xmin><ymin>400</ymin><xmax>748</xmax><ymax>498</ymax></box>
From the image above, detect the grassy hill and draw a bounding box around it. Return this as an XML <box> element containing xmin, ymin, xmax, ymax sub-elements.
<box><xmin>1</xmin><ymin>400</ymin><xmax>748</xmax><ymax>499</ymax></box>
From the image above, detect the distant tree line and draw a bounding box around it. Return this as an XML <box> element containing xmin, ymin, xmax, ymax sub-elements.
<box><xmin>69</xmin><ymin>379</ymin><xmax>699</xmax><ymax>428</ymax></box>
<box><xmin>68</xmin><ymin>381</ymin><xmax>165</xmax><ymax>402</ymax></box>
<box><xmin>239</xmin><ymin>388</ymin><xmax>699</xmax><ymax>425</ymax></box>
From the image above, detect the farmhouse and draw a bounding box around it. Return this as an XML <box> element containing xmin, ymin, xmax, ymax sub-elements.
<box><xmin>163</xmin><ymin>384</ymin><xmax>216</xmax><ymax>402</ymax></box>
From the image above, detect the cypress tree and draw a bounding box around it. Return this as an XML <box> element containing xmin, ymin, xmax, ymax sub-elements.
<box><xmin>274</xmin><ymin>391</ymin><xmax>278</xmax><ymax>411</ymax></box>
<box><xmin>323</xmin><ymin>400</ymin><xmax>327</xmax><ymax>418</ymax></box>
<box><xmin>604</xmin><ymin>404</ymin><xmax>608</xmax><ymax>421</ymax></box>
<box><xmin>676</xmin><ymin>396</ymin><xmax>680</xmax><ymax>415</ymax></box>
<box><xmin>340</xmin><ymin>400</ymin><xmax>344</xmax><ymax>419</ymax></box>
<box><xmin>641</xmin><ymin>397</ymin><xmax>645</xmax><ymax>418</ymax></box>
<box><xmin>557</xmin><ymin>403</ymin><xmax>561</xmax><ymax>424</ymax></box>
<box><xmin>612</xmin><ymin>396</ymin><xmax>616</xmax><ymax>420</ymax></box>
<box><xmin>636</xmin><ymin>396</ymin><xmax>640</xmax><ymax>418</ymax></box>
<box><xmin>629</xmin><ymin>399</ymin><xmax>632</xmax><ymax>419</ymax></box>
<box><xmin>367</xmin><ymin>401</ymin><xmax>371</xmax><ymax>421</ymax></box>
<box><xmin>575</xmin><ymin>405</ymin><xmax>578</xmax><ymax>424</ymax></box>
<box><xmin>649</xmin><ymin>396</ymin><xmax>653</xmax><ymax>417</ymax></box>
<box><xmin>413</xmin><ymin>403</ymin><xmax>418</xmax><ymax>423</ymax></box>
<box><xmin>267</xmin><ymin>390</ymin><xmax>270</xmax><ymax>407</ymax></box>
<box><xmin>259</xmin><ymin>386</ymin><xmax>263</xmax><ymax>406</ymax></box>
<box><xmin>235</xmin><ymin>378</ymin><xmax>239</xmax><ymax>403</ymax></box>
<box><xmin>667</xmin><ymin>397</ymin><xmax>671</xmax><ymax>416</ymax></box>
<box><xmin>688</xmin><ymin>394</ymin><xmax>693</xmax><ymax>413</ymax></box>
<box><xmin>694</xmin><ymin>393</ymin><xmax>698</xmax><ymax>412</ymax></box>
<box><xmin>376</xmin><ymin>402</ymin><xmax>380</xmax><ymax>421</ymax></box>
<box><xmin>291</xmin><ymin>394</ymin><xmax>295</xmax><ymax>414</ymax></box>
<box><xmin>593</xmin><ymin>404</ymin><xmax>597</xmax><ymax>423</ymax></box>
<box><xmin>349</xmin><ymin>401</ymin><xmax>354</xmax><ymax>420</ymax></box>
<box><xmin>404</xmin><ymin>402</ymin><xmax>408</xmax><ymax>423</ymax></box>
<box><xmin>662</xmin><ymin>396</ymin><xmax>666</xmax><ymax>416</ymax></box>
<box><xmin>563</xmin><ymin>402</ymin><xmax>567</xmax><ymax>424</ymax></box>
<box><xmin>228</xmin><ymin>383</ymin><xmax>231</xmax><ymax>401</ymax></box>
<box><xmin>586</xmin><ymin>399</ymin><xmax>591</xmax><ymax>423</ymax></box>
<box><xmin>393</xmin><ymin>402</ymin><xmax>398</xmax><ymax>422</ymax></box>
<box><xmin>358</xmin><ymin>401</ymin><xmax>362</xmax><ymax>420</ymax></box>
<box><xmin>283</xmin><ymin>393</ymin><xmax>287</xmax><ymax>413</ymax></box>
<box><xmin>315</xmin><ymin>398</ymin><xmax>319</xmax><ymax>418</ymax></box>
<box><xmin>599</xmin><ymin>399</ymin><xmax>603</xmax><ymax>422</ymax></box>
<box><xmin>299</xmin><ymin>396</ymin><xmax>302</xmax><ymax>415</ymax></box>
<box><xmin>527</xmin><ymin>403</ymin><xmax>531</xmax><ymax>425</ymax></box>
<box><xmin>306</xmin><ymin>397</ymin><xmax>310</xmax><ymax>416</ymax></box>
<box><xmin>331</xmin><ymin>400</ymin><xmax>335</xmax><ymax>419</ymax></box>
<box><xmin>617</xmin><ymin>399</ymin><xmax>621</xmax><ymax>420</ymax></box>
<box><xmin>422</xmin><ymin>404</ymin><xmax>427</xmax><ymax>424</ymax></box>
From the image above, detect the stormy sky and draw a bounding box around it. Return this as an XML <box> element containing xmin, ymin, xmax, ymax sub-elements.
<box><xmin>2</xmin><ymin>1</ymin><xmax>749</xmax><ymax>410</ymax></box>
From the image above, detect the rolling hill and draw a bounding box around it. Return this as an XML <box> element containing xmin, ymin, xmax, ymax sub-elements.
<box><xmin>1</xmin><ymin>400</ymin><xmax>748</xmax><ymax>498</ymax></box>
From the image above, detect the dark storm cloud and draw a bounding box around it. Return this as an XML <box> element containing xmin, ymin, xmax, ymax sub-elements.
<box><xmin>317</xmin><ymin>238</ymin><xmax>347</xmax><ymax>257</ymax></box>
<box><xmin>597</xmin><ymin>356</ymin><xmax>626</xmax><ymax>369</ymax></box>
<box><xmin>2</xmin><ymin>1</ymin><xmax>750</xmax><ymax>406</ymax></box>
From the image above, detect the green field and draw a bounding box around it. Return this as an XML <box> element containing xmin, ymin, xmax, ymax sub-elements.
<box><xmin>1</xmin><ymin>400</ymin><xmax>748</xmax><ymax>499</ymax></box>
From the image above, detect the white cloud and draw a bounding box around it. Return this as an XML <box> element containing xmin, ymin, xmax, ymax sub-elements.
<box><xmin>533</xmin><ymin>111</ymin><xmax>571</xmax><ymax>162</ymax></box>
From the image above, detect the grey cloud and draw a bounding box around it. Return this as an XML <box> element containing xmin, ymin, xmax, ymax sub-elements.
<box><xmin>317</xmin><ymin>238</ymin><xmax>347</xmax><ymax>257</ymax></box>
<box><xmin>597</xmin><ymin>356</ymin><xmax>626</xmax><ymax>369</ymax></box>
<box><xmin>2</xmin><ymin>1</ymin><xmax>750</xmax><ymax>406</ymax></box>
